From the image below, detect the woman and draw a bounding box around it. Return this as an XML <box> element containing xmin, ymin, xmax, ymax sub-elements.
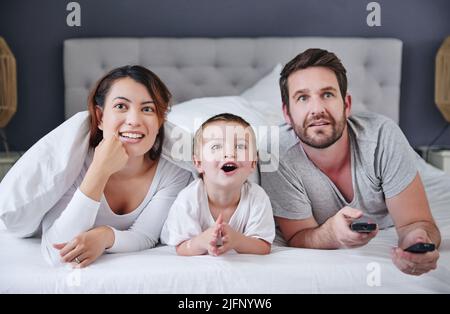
<box><xmin>41</xmin><ymin>65</ymin><xmax>192</xmax><ymax>267</ymax></box>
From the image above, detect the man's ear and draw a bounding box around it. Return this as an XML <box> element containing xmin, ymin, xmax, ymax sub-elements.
<box><xmin>282</xmin><ymin>103</ymin><xmax>293</xmax><ymax>125</ymax></box>
<box><xmin>95</xmin><ymin>106</ymin><xmax>104</xmax><ymax>131</ymax></box>
<box><xmin>344</xmin><ymin>93</ymin><xmax>352</xmax><ymax>118</ymax></box>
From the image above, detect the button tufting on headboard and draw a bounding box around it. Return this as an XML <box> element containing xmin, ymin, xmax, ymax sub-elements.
<box><xmin>64</xmin><ymin>37</ymin><xmax>402</xmax><ymax>123</ymax></box>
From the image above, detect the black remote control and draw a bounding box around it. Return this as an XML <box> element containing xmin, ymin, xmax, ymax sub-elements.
<box><xmin>404</xmin><ymin>242</ymin><xmax>435</xmax><ymax>254</ymax></box>
<box><xmin>350</xmin><ymin>222</ymin><xmax>377</xmax><ymax>233</ymax></box>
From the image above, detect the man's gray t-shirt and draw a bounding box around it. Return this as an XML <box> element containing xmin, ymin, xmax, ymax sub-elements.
<box><xmin>260</xmin><ymin>112</ymin><xmax>418</xmax><ymax>229</ymax></box>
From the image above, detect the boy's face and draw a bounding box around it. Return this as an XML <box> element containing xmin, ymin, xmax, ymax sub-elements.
<box><xmin>194</xmin><ymin>121</ymin><xmax>257</xmax><ymax>189</ymax></box>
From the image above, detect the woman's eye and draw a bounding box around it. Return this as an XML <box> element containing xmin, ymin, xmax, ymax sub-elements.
<box><xmin>236</xmin><ymin>144</ymin><xmax>247</xmax><ymax>150</ymax></box>
<box><xmin>142</xmin><ymin>107</ymin><xmax>154</xmax><ymax>113</ymax></box>
<box><xmin>211</xmin><ymin>144</ymin><xmax>222</xmax><ymax>150</ymax></box>
<box><xmin>114</xmin><ymin>103</ymin><xmax>126</xmax><ymax>110</ymax></box>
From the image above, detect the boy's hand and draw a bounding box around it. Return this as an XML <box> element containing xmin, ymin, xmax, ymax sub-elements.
<box><xmin>202</xmin><ymin>214</ymin><xmax>223</xmax><ymax>256</ymax></box>
<box><xmin>216</xmin><ymin>223</ymin><xmax>242</xmax><ymax>255</ymax></box>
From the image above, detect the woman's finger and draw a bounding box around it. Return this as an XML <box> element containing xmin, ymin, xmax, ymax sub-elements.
<box><xmin>61</xmin><ymin>246</ymin><xmax>84</xmax><ymax>263</ymax></box>
<box><xmin>53</xmin><ymin>243</ymin><xmax>67</xmax><ymax>250</ymax></box>
<box><xmin>59</xmin><ymin>240</ymin><xmax>78</xmax><ymax>257</ymax></box>
<box><xmin>75</xmin><ymin>258</ymin><xmax>92</xmax><ymax>269</ymax></box>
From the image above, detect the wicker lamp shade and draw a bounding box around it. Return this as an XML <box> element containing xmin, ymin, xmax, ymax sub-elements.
<box><xmin>435</xmin><ymin>36</ymin><xmax>450</xmax><ymax>122</ymax></box>
<box><xmin>0</xmin><ymin>37</ymin><xmax>17</xmax><ymax>128</ymax></box>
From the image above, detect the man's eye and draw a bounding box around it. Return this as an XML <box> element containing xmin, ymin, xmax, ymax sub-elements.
<box><xmin>324</xmin><ymin>92</ymin><xmax>334</xmax><ymax>98</ymax></box>
<box><xmin>142</xmin><ymin>107</ymin><xmax>154</xmax><ymax>113</ymax></box>
<box><xmin>297</xmin><ymin>95</ymin><xmax>308</xmax><ymax>102</ymax></box>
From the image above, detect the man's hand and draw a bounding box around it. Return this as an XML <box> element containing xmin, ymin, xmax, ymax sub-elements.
<box><xmin>392</xmin><ymin>228</ymin><xmax>439</xmax><ymax>276</ymax></box>
<box><xmin>328</xmin><ymin>206</ymin><xmax>378</xmax><ymax>249</ymax></box>
<box><xmin>53</xmin><ymin>226</ymin><xmax>114</xmax><ymax>268</ymax></box>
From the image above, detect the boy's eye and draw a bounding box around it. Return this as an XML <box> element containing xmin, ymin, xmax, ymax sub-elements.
<box><xmin>142</xmin><ymin>106</ymin><xmax>154</xmax><ymax>113</ymax></box>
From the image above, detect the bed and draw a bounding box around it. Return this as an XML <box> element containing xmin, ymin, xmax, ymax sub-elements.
<box><xmin>1</xmin><ymin>37</ymin><xmax>450</xmax><ymax>293</ymax></box>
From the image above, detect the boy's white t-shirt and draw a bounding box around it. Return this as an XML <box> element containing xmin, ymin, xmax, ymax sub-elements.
<box><xmin>161</xmin><ymin>179</ymin><xmax>275</xmax><ymax>246</ymax></box>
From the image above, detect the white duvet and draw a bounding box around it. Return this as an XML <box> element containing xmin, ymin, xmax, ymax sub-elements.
<box><xmin>0</xmin><ymin>163</ymin><xmax>449</xmax><ymax>293</ymax></box>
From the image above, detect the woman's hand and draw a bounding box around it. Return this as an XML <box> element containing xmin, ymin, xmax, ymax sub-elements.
<box><xmin>91</xmin><ymin>133</ymin><xmax>129</xmax><ymax>177</ymax></box>
<box><xmin>80</xmin><ymin>133</ymin><xmax>129</xmax><ymax>201</ymax></box>
<box><xmin>53</xmin><ymin>226</ymin><xmax>115</xmax><ymax>268</ymax></box>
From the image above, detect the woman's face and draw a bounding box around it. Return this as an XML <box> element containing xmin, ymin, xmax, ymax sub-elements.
<box><xmin>96</xmin><ymin>77</ymin><xmax>161</xmax><ymax>158</ymax></box>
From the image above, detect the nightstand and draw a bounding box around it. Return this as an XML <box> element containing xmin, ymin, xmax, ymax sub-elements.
<box><xmin>427</xmin><ymin>150</ymin><xmax>450</xmax><ymax>175</ymax></box>
<box><xmin>0</xmin><ymin>152</ymin><xmax>22</xmax><ymax>181</ymax></box>
<box><xmin>416</xmin><ymin>147</ymin><xmax>450</xmax><ymax>176</ymax></box>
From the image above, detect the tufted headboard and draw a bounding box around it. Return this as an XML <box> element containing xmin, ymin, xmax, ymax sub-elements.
<box><xmin>64</xmin><ymin>37</ymin><xmax>402</xmax><ymax>123</ymax></box>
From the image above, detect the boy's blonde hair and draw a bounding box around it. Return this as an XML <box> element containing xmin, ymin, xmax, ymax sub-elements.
<box><xmin>193</xmin><ymin>113</ymin><xmax>257</xmax><ymax>160</ymax></box>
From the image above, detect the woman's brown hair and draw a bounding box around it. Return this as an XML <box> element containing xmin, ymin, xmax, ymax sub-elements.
<box><xmin>87</xmin><ymin>65</ymin><xmax>171</xmax><ymax>160</ymax></box>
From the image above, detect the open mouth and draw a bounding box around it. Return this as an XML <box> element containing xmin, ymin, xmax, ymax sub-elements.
<box><xmin>221</xmin><ymin>162</ymin><xmax>238</xmax><ymax>173</ymax></box>
<box><xmin>119</xmin><ymin>132</ymin><xmax>145</xmax><ymax>140</ymax></box>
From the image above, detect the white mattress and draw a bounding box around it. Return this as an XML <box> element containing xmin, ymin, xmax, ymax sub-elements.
<box><xmin>1</xmin><ymin>160</ymin><xmax>449</xmax><ymax>293</ymax></box>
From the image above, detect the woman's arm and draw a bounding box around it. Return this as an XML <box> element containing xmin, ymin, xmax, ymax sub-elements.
<box><xmin>41</xmin><ymin>184</ymin><xmax>101</xmax><ymax>266</ymax></box>
<box><xmin>106</xmin><ymin>166</ymin><xmax>192</xmax><ymax>253</ymax></box>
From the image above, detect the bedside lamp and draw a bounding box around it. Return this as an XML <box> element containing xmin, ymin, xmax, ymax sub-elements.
<box><xmin>435</xmin><ymin>36</ymin><xmax>450</xmax><ymax>122</ymax></box>
<box><xmin>0</xmin><ymin>37</ymin><xmax>17</xmax><ymax>154</ymax></box>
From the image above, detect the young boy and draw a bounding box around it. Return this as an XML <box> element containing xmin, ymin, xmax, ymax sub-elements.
<box><xmin>161</xmin><ymin>113</ymin><xmax>275</xmax><ymax>256</ymax></box>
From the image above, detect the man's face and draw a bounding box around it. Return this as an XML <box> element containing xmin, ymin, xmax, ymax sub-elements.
<box><xmin>283</xmin><ymin>66</ymin><xmax>351</xmax><ymax>149</ymax></box>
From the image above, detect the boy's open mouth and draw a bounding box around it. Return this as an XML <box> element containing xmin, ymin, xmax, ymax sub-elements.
<box><xmin>221</xmin><ymin>162</ymin><xmax>238</xmax><ymax>173</ymax></box>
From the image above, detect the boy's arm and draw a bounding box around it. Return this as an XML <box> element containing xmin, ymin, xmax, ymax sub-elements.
<box><xmin>233</xmin><ymin>234</ymin><xmax>271</xmax><ymax>255</ymax></box>
<box><xmin>218</xmin><ymin>224</ymin><xmax>271</xmax><ymax>255</ymax></box>
<box><xmin>176</xmin><ymin>236</ymin><xmax>208</xmax><ymax>256</ymax></box>
<box><xmin>176</xmin><ymin>219</ymin><xmax>222</xmax><ymax>256</ymax></box>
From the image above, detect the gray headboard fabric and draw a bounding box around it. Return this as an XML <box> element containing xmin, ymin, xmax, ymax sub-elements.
<box><xmin>64</xmin><ymin>37</ymin><xmax>402</xmax><ymax>123</ymax></box>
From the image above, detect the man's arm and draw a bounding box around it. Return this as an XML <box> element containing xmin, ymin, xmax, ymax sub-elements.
<box><xmin>277</xmin><ymin>216</ymin><xmax>335</xmax><ymax>249</ymax></box>
<box><xmin>387</xmin><ymin>173</ymin><xmax>440</xmax><ymax>247</ymax></box>
<box><xmin>278</xmin><ymin>207</ymin><xmax>378</xmax><ymax>249</ymax></box>
<box><xmin>387</xmin><ymin>173</ymin><xmax>440</xmax><ymax>276</ymax></box>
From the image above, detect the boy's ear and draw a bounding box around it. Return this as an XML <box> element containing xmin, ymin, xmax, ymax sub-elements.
<box><xmin>249</xmin><ymin>160</ymin><xmax>257</xmax><ymax>173</ymax></box>
<box><xmin>193</xmin><ymin>155</ymin><xmax>204</xmax><ymax>174</ymax></box>
<box><xmin>95</xmin><ymin>106</ymin><xmax>104</xmax><ymax>131</ymax></box>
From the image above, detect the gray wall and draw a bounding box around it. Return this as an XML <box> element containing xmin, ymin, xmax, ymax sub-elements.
<box><xmin>1</xmin><ymin>0</ymin><xmax>449</xmax><ymax>151</ymax></box>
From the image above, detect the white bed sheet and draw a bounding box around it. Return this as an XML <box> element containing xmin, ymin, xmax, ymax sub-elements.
<box><xmin>1</xmin><ymin>160</ymin><xmax>449</xmax><ymax>293</ymax></box>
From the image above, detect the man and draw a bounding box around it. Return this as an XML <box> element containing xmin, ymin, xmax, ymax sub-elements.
<box><xmin>261</xmin><ymin>48</ymin><xmax>440</xmax><ymax>276</ymax></box>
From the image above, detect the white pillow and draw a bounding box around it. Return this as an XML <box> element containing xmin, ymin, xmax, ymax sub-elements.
<box><xmin>168</xmin><ymin>96</ymin><xmax>271</xmax><ymax>133</ymax></box>
<box><xmin>0</xmin><ymin>112</ymin><xmax>90</xmax><ymax>237</ymax></box>
<box><xmin>241</xmin><ymin>64</ymin><xmax>283</xmax><ymax>110</ymax></box>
